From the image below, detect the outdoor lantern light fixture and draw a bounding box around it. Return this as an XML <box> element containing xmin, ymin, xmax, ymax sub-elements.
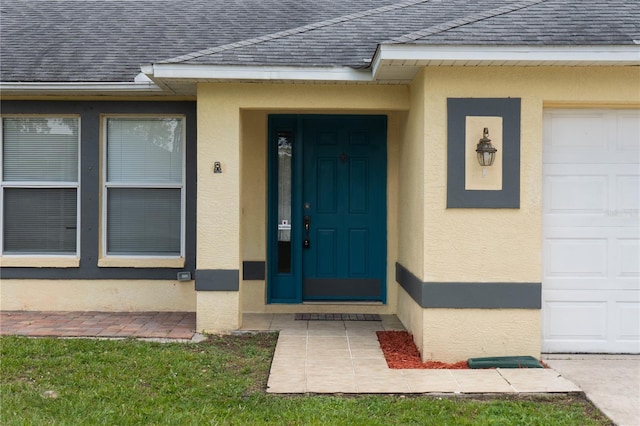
<box><xmin>476</xmin><ymin>127</ymin><xmax>498</xmax><ymax>167</ymax></box>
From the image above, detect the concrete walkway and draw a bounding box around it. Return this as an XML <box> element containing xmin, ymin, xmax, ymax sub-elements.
<box><xmin>241</xmin><ymin>314</ymin><xmax>580</xmax><ymax>395</ymax></box>
<box><xmin>545</xmin><ymin>355</ymin><xmax>640</xmax><ymax>426</ymax></box>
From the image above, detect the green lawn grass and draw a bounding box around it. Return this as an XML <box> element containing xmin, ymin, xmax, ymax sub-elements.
<box><xmin>1</xmin><ymin>335</ymin><xmax>610</xmax><ymax>425</ymax></box>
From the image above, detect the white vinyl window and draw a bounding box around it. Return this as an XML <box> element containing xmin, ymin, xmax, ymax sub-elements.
<box><xmin>1</xmin><ymin>117</ymin><xmax>80</xmax><ymax>255</ymax></box>
<box><xmin>103</xmin><ymin>117</ymin><xmax>185</xmax><ymax>257</ymax></box>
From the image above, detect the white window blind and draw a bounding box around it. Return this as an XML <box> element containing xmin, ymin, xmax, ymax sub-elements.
<box><xmin>107</xmin><ymin>188</ymin><xmax>181</xmax><ymax>254</ymax></box>
<box><xmin>105</xmin><ymin>117</ymin><xmax>184</xmax><ymax>256</ymax></box>
<box><xmin>2</xmin><ymin>117</ymin><xmax>79</xmax><ymax>255</ymax></box>
<box><xmin>3</xmin><ymin>118</ymin><xmax>78</xmax><ymax>182</ymax></box>
<box><xmin>107</xmin><ymin>118</ymin><xmax>182</xmax><ymax>183</ymax></box>
<box><xmin>4</xmin><ymin>188</ymin><xmax>77</xmax><ymax>253</ymax></box>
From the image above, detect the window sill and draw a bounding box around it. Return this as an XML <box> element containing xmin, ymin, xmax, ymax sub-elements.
<box><xmin>0</xmin><ymin>256</ymin><xmax>80</xmax><ymax>268</ymax></box>
<box><xmin>98</xmin><ymin>257</ymin><xmax>185</xmax><ymax>268</ymax></box>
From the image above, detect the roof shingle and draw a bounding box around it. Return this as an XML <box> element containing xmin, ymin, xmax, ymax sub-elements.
<box><xmin>1</xmin><ymin>0</ymin><xmax>638</xmax><ymax>83</ymax></box>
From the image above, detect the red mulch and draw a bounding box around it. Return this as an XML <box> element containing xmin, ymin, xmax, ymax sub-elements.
<box><xmin>376</xmin><ymin>330</ymin><xmax>469</xmax><ymax>369</ymax></box>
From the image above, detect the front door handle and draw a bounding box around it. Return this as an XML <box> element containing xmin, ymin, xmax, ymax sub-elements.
<box><xmin>303</xmin><ymin>215</ymin><xmax>311</xmax><ymax>248</ymax></box>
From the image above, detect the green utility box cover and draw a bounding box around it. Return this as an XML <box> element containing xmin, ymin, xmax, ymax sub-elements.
<box><xmin>467</xmin><ymin>356</ymin><xmax>543</xmax><ymax>369</ymax></box>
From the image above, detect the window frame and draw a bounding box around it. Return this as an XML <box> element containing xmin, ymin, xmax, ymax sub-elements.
<box><xmin>101</xmin><ymin>114</ymin><xmax>186</xmax><ymax>259</ymax></box>
<box><xmin>0</xmin><ymin>115</ymin><xmax>81</xmax><ymax>258</ymax></box>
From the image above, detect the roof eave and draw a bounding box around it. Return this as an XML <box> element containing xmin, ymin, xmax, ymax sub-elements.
<box><xmin>3</xmin><ymin>45</ymin><xmax>638</xmax><ymax>96</ymax></box>
<box><xmin>144</xmin><ymin>63</ymin><xmax>373</xmax><ymax>82</ymax></box>
<box><xmin>371</xmin><ymin>44</ymin><xmax>640</xmax><ymax>81</ymax></box>
<box><xmin>0</xmin><ymin>81</ymin><xmax>164</xmax><ymax>97</ymax></box>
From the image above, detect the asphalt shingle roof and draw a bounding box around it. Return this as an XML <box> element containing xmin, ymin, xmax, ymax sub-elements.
<box><xmin>0</xmin><ymin>0</ymin><xmax>394</xmax><ymax>82</ymax></box>
<box><xmin>398</xmin><ymin>0</ymin><xmax>640</xmax><ymax>45</ymax></box>
<box><xmin>163</xmin><ymin>0</ymin><xmax>512</xmax><ymax>68</ymax></box>
<box><xmin>1</xmin><ymin>0</ymin><xmax>638</xmax><ymax>83</ymax></box>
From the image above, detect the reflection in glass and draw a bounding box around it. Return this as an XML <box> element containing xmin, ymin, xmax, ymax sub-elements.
<box><xmin>277</xmin><ymin>131</ymin><xmax>293</xmax><ymax>273</ymax></box>
<box><xmin>106</xmin><ymin>118</ymin><xmax>183</xmax><ymax>183</ymax></box>
<box><xmin>3</xmin><ymin>117</ymin><xmax>79</xmax><ymax>182</ymax></box>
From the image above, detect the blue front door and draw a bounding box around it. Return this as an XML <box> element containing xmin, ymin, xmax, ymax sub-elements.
<box><xmin>268</xmin><ymin>115</ymin><xmax>387</xmax><ymax>303</ymax></box>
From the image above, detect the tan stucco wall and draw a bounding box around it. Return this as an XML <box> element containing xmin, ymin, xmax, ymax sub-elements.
<box><xmin>397</xmin><ymin>66</ymin><xmax>639</xmax><ymax>361</ymax></box>
<box><xmin>239</xmin><ymin>110</ymin><xmax>268</xmax><ymax>313</ymax></box>
<box><xmin>396</xmin><ymin>286</ymin><xmax>425</xmax><ymax>353</ymax></box>
<box><xmin>195</xmin><ymin>83</ymin><xmax>409</xmax><ymax>317</ymax></box>
<box><xmin>395</xmin><ymin>70</ymin><xmax>427</xmax><ymax>334</ymax></box>
<box><xmin>240</xmin><ymin>110</ymin><xmax>268</xmax><ymax>265</ymax></box>
<box><xmin>196</xmin><ymin>291</ymin><xmax>240</xmax><ymax>332</ymax></box>
<box><xmin>423</xmin><ymin>309</ymin><xmax>541</xmax><ymax>362</ymax></box>
<box><xmin>421</xmin><ymin>66</ymin><xmax>640</xmax><ymax>283</ymax></box>
<box><xmin>197</xmin><ymin>92</ymin><xmax>242</xmax><ymax>271</ymax></box>
<box><xmin>397</xmin><ymin>69</ymin><xmax>426</xmax><ymax>280</ymax></box>
<box><xmin>0</xmin><ymin>280</ymin><xmax>196</xmax><ymax>312</ymax></box>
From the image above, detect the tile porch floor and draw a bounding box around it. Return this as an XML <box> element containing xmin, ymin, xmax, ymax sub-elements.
<box><xmin>240</xmin><ymin>313</ymin><xmax>581</xmax><ymax>394</ymax></box>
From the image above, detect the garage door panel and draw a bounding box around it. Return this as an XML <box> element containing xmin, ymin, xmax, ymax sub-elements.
<box><xmin>545</xmin><ymin>217</ymin><xmax>639</xmax><ymax>229</ymax></box>
<box><xmin>543</xmin><ymin>109</ymin><xmax>640</xmax><ymax>354</ymax></box>
<box><xmin>542</xmin><ymin>291</ymin><xmax>640</xmax><ymax>353</ymax></box>
<box><xmin>544</xmin><ymin>167</ymin><xmax>638</xmax><ymax>228</ymax></box>
<box><xmin>617</xmin><ymin>301</ymin><xmax>640</xmax><ymax>342</ymax></box>
<box><xmin>544</xmin><ymin>215</ymin><xmax>631</xmax><ymax>228</ymax></box>
<box><xmin>542</xmin><ymin>152</ymin><xmax>629</xmax><ymax>164</ymax></box>
<box><xmin>543</xmin><ymin>300</ymin><xmax>607</xmax><ymax>340</ymax></box>
<box><xmin>544</xmin><ymin>235</ymin><xmax>639</xmax><ymax>291</ymax></box>
<box><xmin>544</xmin><ymin>278</ymin><xmax>638</xmax><ymax>292</ymax></box>
<box><xmin>545</xmin><ymin>175</ymin><xmax>607</xmax><ymax>214</ymax></box>
<box><xmin>544</xmin><ymin>164</ymin><xmax>638</xmax><ymax>173</ymax></box>
<box><xmin>544</xmin><ymin>111</ymin><xmax>608</xmax><ymax>151</ymax></box>
<box><xmin>617</xmin><ymin>175</ymin><xmax>639</xmax><ymax>213</ymax></box>
<box><xmin>544</xmin><ymin>238</ymin><xmax>607</xmax><ymax>278</ymax></box>
<box><xmin>617</xmin><ymin>111</ymin><xmax>640</xmax><ymax>152</ymax></box>
<box><xmin>545</xmin><ymin>228</ymin><xmax>637</xmax><ymax>241</ymax></box>
<box><xmin>544</xmin><ymin>279</ymin><xmax>630</xmax><ymax>292</ymax></box>
<box><xmin>617</xmin><ymin>238</ymin><xmax>640</xmax><ymax>278</ymax></box>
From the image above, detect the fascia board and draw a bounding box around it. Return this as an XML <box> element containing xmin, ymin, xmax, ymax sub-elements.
<box><xmin>375</xmin><ymin>44</ymin><xmax>640</xmax><ymax>64</ymax></box>
<box><xmin>0</xmin><ymin>81</ymin><xmax>163</xmax><ymax>95</ymax></box>
<box><xmin>149</xmin><ymin>64</ymin><xmax>373</xmax><ymax>82</ymax></box>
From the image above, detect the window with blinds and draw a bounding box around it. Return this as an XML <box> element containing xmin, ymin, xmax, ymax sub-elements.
<box><xmin>1</xmin><ymin>117</ymin><xmax>80</xmax><ymax>255</ymax></box>
<box><xmin>104</xmin><ymin>117</ymin><xmax>185</xmax><ymax>256</ymax></box>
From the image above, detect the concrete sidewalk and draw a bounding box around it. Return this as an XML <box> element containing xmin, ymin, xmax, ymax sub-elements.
<box><xmin>545</xmin><ymin>355</ymin><xmax>640</xmax><ymax>426</ymax></box>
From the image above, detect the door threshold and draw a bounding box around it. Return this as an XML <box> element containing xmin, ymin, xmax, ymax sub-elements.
<box><xmin>302</xmin><ymin>301</ymin><xmax>384</xmax><ymax>306</ymax></box>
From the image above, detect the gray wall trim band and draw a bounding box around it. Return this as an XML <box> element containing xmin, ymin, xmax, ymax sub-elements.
<box><xmin>195</xmin><ymin>269</ymin><xmax>240</xmax><ymax>291</ymax></box>
<box><xmin>243</xmin><ymin>261</ymin><xmax>266</xmax><ymax>281</ymax></box>
<box><xmin>0</xmin><ymin>100</ymin><xmax>197</xmax><ymax>280</ymax></box>
<box><xmin>395</xmin><ymin>262</ymin><xmax>424</xmax><ymax>305</ymax></box>
<box><xmin>396</xmin><ymin>263</ymin><xmax>540</xmax><ymax>309</ymax></box>
<box><xmin>447</xmin><ymin>98</ymin><xmax>521</xmax><ymax>208</ymax></box>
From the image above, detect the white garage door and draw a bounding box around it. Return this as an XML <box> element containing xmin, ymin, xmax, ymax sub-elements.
<box><xmin>542</xmin><ymin>109</ymin><xmax>640</xmax><ymax>353</ymax></box>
